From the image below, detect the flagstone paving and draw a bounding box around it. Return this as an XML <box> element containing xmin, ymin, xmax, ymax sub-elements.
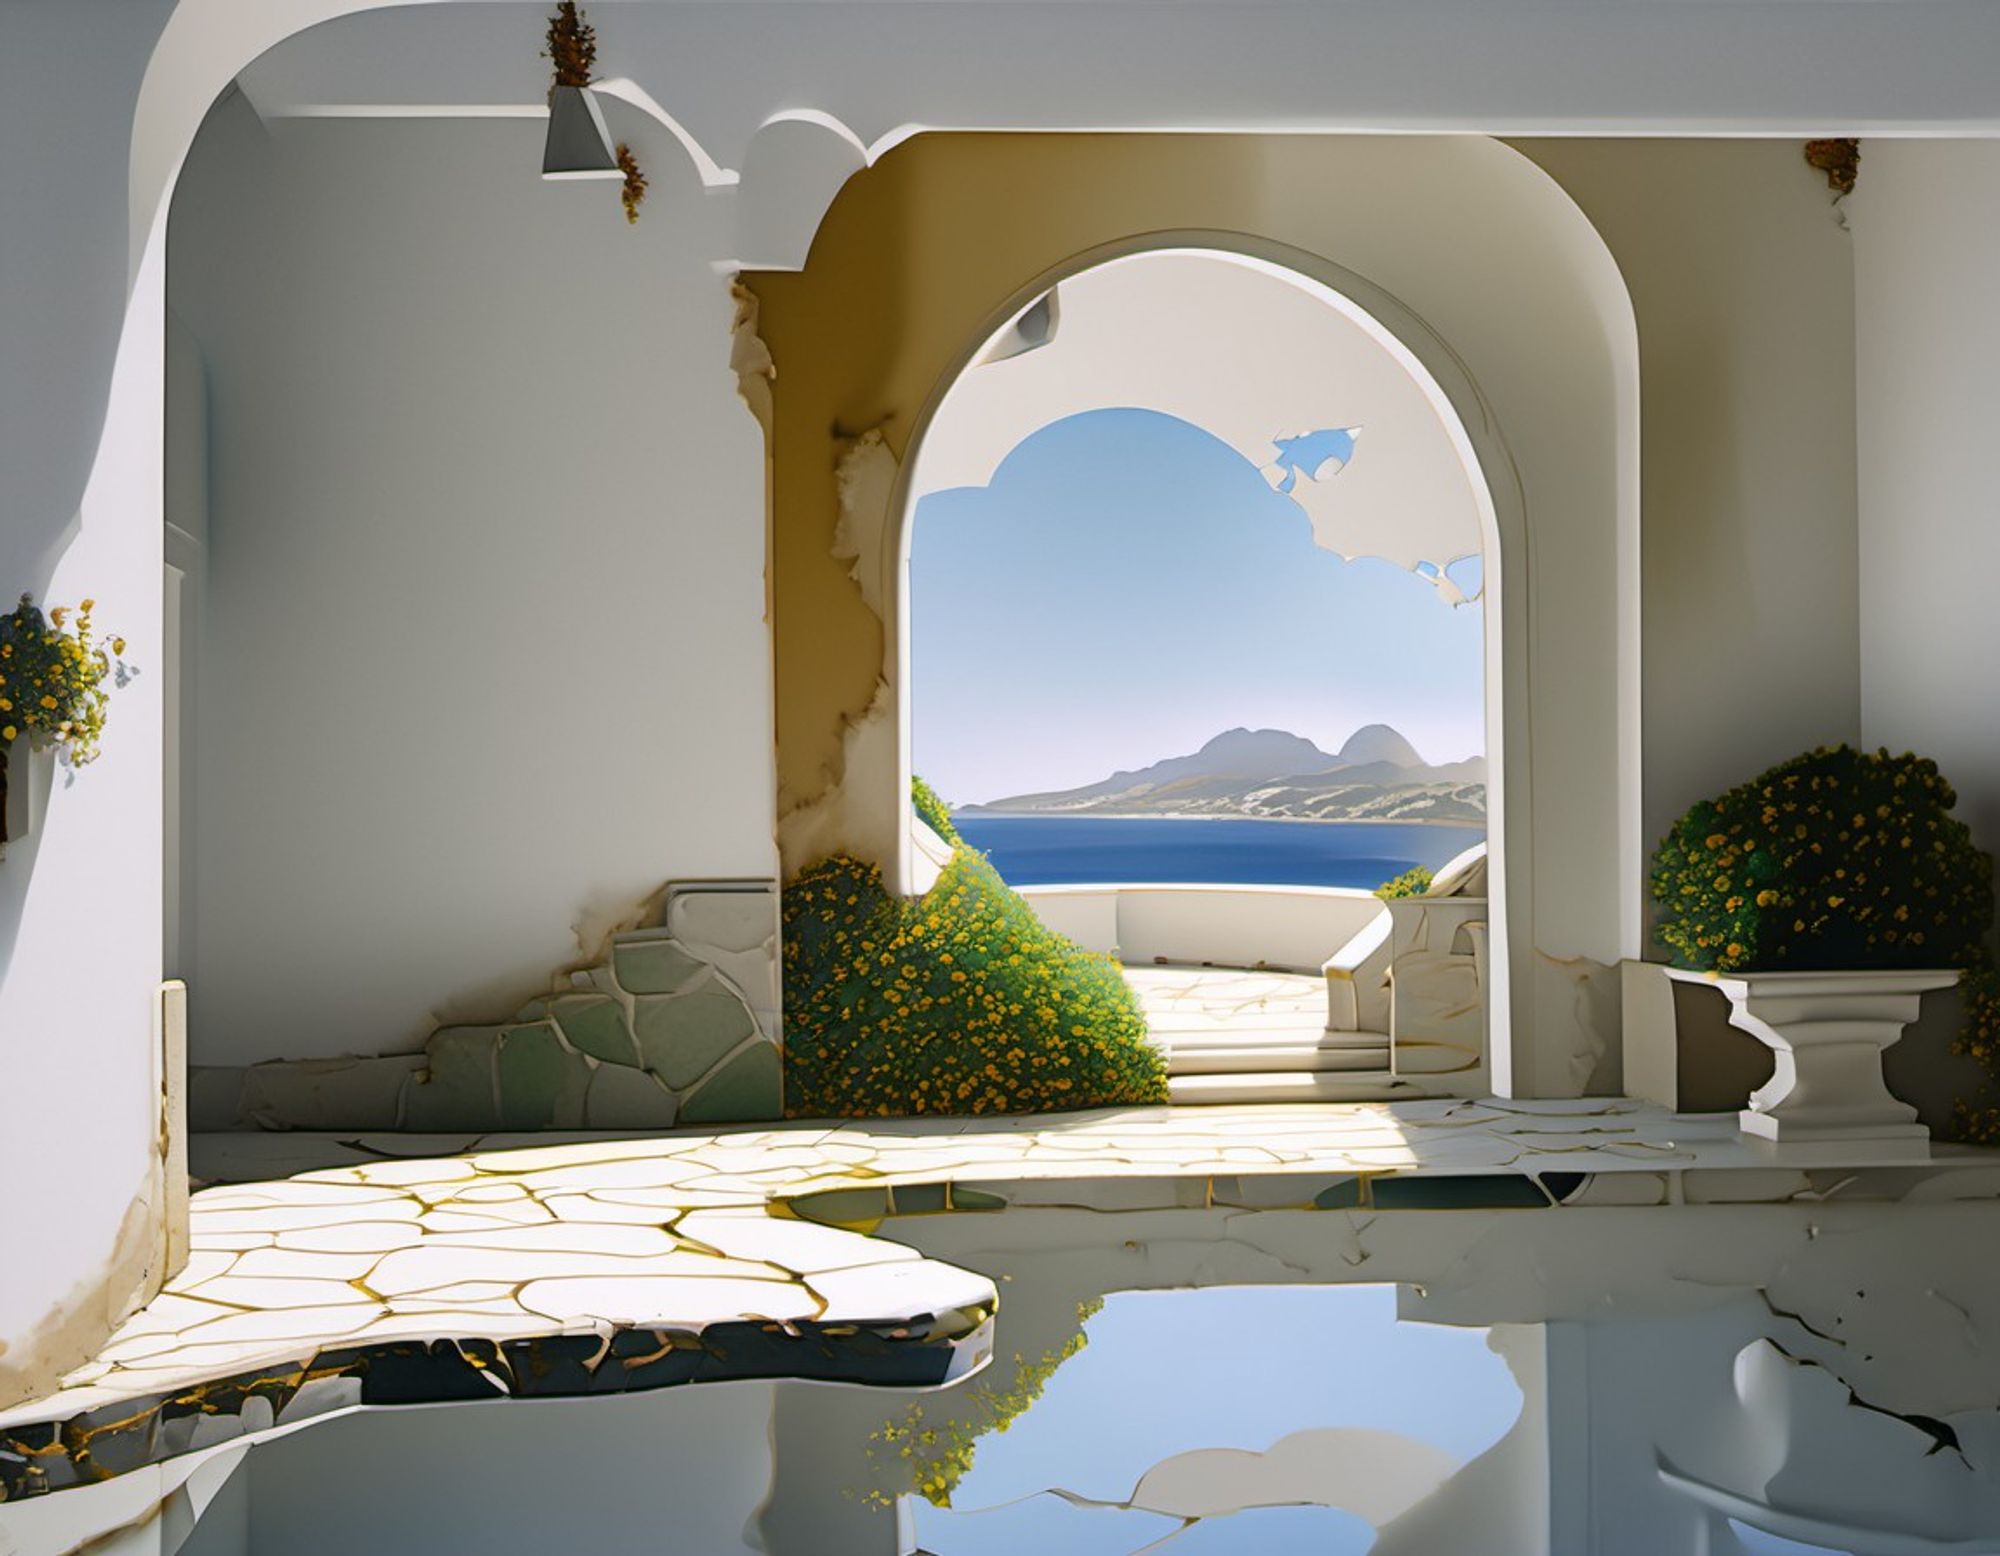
<box><xmin>5</xmin><ymin>1100</ymin><xmax>1998</xmax><ymax>1503</ymax></box>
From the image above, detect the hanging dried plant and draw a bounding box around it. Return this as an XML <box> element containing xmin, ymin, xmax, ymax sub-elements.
<box><xmin>1803</xmin><ymin>138</ymin><xmax>1860</xmax><ymax>197</ymax></box>
<box><xmin>545</xmin><ymin>2</ymin><xmax>597</xmax><ymax>89</ymax></box>
<box><xmin>617</xmin><ymin>143</ymin><xmax>648</xmax><ymax>224</ymax></box>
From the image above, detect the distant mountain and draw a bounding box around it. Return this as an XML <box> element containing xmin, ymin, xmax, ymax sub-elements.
<box><xmin>964</xmin><ymin>726</ymin><xmax>1486</xmax><ymax>823</ymax></box>
<box><xmin>1336</xmin><ymin>722</ymin><xmax>1425</xmax><ymax>769</ymax></box>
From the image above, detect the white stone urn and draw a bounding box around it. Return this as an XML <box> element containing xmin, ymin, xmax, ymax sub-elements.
<box><xmin>1665</xmin><ymin>967</ymin><xmax>1958</xmax><ymax>1152</ymax></box>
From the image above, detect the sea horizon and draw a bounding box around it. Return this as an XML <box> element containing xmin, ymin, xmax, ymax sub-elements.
<box><xmin>953</xmin><ymin>813</ymin><xmax>1482</xmax><ymax>891</ymax></box>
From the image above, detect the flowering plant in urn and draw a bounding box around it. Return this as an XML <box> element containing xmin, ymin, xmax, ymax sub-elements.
<box><xmin>1652</xmin><ymin>744</ymin><xmax>1999</xmax><ymax>1142</ymax></box>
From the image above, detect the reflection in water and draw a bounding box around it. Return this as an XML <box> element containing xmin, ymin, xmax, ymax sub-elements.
<box><xmin>904</xmin><ymin>1286</ymin><xmax>1519</xmax><ymax>1553</ymax></box>
<box><xmin>820</xmin><ymin>1203</ymin><xmax>2000</xmax><ymax>1556</ymax></box>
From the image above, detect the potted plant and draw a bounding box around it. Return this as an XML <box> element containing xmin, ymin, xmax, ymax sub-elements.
<box><xmin>0</xmin><ymin>594</ymin><xmax>125</xmax><ymax>855</ymax></box>
<box><xmin>1650</xmin><ymin>745</ymin><xmax>1995</xmax><ymax>1150</ymax></box>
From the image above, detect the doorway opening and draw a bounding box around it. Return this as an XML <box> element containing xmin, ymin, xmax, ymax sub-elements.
<box><xmin>899</xmin><ymin>249</ymin><xmax>1500</xmax><ymax>1101</ymax></box>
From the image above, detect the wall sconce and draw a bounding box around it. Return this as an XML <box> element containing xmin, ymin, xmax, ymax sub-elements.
<box><xmin>543</xmin><ymin>84</ymin><xmax>622</xmax><ymax>180</ymax></box>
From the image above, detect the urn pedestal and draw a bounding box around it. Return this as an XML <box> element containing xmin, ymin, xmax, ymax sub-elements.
<box><xmin>1664</xmin><ymin>967</ymin><xmax>1958</xmax><ymax>1154</ymax></box>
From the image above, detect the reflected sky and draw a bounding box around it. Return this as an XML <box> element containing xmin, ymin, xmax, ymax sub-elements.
<box><xmin>913</xmin><ymin>1285</ymin><xmax>1521</xmax><ymax>1554</ymax></box>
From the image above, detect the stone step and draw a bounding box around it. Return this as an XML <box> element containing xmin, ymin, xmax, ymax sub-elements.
<box><xmin>1165</xmin><ymin>1069</ymin><xmax>1431</xmax><ymax>1105</ymax></box>
<box><xmin>1167</xmin><ymin>1040</ymin><xmax>1390</xmax><ymax>1075</ymax></box>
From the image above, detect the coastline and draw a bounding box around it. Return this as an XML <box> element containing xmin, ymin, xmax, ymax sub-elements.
<box><xmin>955</xmin><ymin>810</ymin><xmax>1484</xmax><ymax>828</ymax></box>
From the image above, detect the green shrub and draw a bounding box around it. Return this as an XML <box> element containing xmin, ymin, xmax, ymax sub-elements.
<box><xmin>782</xmin><ymin>785</ymin><xmax>1166</xmax><ymax>1117</ymax></box>
<box><xmin>1651</xmin><ymin>745</ymin><xmax>2000</xmax><ymax>1135</ymax></box>
<box><xmin>1651</xmin><ymin>745</ymin><xmax>1990</xmax><ymax>974</ymax></box>
<box><xmin>1376</xmin><ymin>864</ymin><xmax>1434</xmax><ymax>899</ymax></box>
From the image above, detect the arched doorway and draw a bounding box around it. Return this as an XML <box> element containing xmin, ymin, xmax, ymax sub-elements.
<box><xmin>895</xmin><ymin>246</ymin><xmax>1503</xmax><ymax>1097</ymax></box>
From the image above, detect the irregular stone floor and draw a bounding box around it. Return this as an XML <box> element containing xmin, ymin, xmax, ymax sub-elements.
<box><xmin>5</xmin><ymin>1099</ymin><xmax>1998</xmax><ymax>1506</ymax></box>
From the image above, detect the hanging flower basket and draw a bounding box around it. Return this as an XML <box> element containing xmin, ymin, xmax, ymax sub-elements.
<box><xmin>0</xmin><ymin>594</ymin><xmax>126</xmax><ymax>856</ymax></box>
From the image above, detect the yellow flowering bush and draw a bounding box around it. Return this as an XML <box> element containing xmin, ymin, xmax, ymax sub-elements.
<box><xmin>1652</xmin><ymin>746</ymin><xmax>1990</xmax><ymax>974</ymax></box>
<box><xmin>781</xmin><ymin>783</ymin><xmax>1166</xmax><ymax>1117</ymax></box>
<box><xmin>1376</xmin><ymin>864</ymin><xmax>1434</xmax><ymax>899</ymax></box>
<box><xmin>1652</xmin><ymin>745</ymin><xmax>2000</xmax><ymax>1132</ymax></box>
<box><xmin>0</xmin><ymin>594</ymin><xmax>126</xmax><ymax>843</ymax></box>
<box><xmin>864</xmin><ymin>1299</ymin><xmax>1102</xmax><ymax>1508</ymax></box>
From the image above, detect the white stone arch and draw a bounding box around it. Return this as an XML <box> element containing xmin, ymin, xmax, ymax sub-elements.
<box><xmin>886</xmin><ymin>235</ymin><xmax>1520</xmax><ymax>1083</ymax></box>
<box><xmin>877</xmin><ymin>180</ymin><xmax>1640</xmax><ymax>1100</ymax></box>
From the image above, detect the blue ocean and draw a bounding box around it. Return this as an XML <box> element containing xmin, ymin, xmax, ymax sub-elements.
<box><xmin>952</xmin><ymin>815</ymin><xmax>1483</xmax><ymax>890</ymax></box>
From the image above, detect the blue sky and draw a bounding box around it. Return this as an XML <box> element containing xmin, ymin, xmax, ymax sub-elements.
<box><xmin>910</xmin><ymin>409</ymin><xmax>1485</xmax><ymax>805</ymax></box>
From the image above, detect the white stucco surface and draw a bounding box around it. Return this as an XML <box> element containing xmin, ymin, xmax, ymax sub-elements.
<box><xmin>1513</xmin><ymin>141</ymin><xmax>1864</xmax><ymax>857</ymax></box>
<box><xmin>0</xmin><ymin>0</ymin><xmax>177</xmax><ymax>1412</ymax></box>
<box><xmin>1852</xmin><ymin>141</ymin><xmax>2000</xmax><ymax>860</ymax></box>
<box><xmin>167</xmin><ymin>111</ymin><xmax>777</xmax><ymax>1065</ymax></box>
<box><xmin>1018</xmin><ymin>882</ymin><xmax>1387</xmax><ymax>974</ymax></box>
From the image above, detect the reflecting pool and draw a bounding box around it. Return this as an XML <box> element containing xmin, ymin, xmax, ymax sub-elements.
<box><xmin>814</xmin><ymin>1199</ymin><xmax>2000</xmax><ymax>1556</ymax></box>
<box><xmin>16</xmin><ymin>1183</ymin><xmax>2000</xmax><ymax>1556</ymax></box>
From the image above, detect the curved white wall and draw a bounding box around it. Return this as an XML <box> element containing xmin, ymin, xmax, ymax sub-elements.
<box><xmin>1018</xmin><ymin>883</ymin><xmax>1388</xmax><ymax>974</ymax></box>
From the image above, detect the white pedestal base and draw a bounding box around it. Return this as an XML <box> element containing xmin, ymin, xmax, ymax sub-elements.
<box><xmin>1664</xmin><ymin>967</ymin><xmax>1958</xmax><ymax>1152</ymax></box>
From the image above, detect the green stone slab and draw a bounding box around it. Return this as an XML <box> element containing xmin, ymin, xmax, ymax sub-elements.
<box><xmin>679</xmin><ymin>1040</ymin><xmax>782</xmax><ymax>1125</ymax></box>
<box><xmin>402</xmin><ymin>1026</ymin><xmax>503</xmax><ymax>1131</ymax></box>
<box><xmin>551</xmin><ymin>994</ymin><xmax>639</xmax><ymax>1067</ymax></box>
<box><xmin>635</xmin><ymin>987</ymin><xmax>758</xmax><ymax>1090</ymax></box>
<box><xmin>890</xmin><ymin>1182</ymin><xmax>949</xmax><ymax>1215</ymax></box>
<box><xmin>787</xmin><ymin>1185</ymin><xmax>890</xmax><ymax>1227</ymax></box>
<box><xmin>611</xmin><ymin>937</ymin><xmax>706</xmax><ymax>996</ymax></box>
<box><xmin>495</xmin><ymin>1022</ymin><xmax>583</xmax><ymax>1131</ymax></box>
<box><xmin>1312</xmin><ymin>1177</ymin><xmax>1367</xmax><ymax>1210</ymax></box>
<box><xmin>582</xmin><ymin>1063</ymin><xmax>680</xmax><ymax>1130</ymax></box>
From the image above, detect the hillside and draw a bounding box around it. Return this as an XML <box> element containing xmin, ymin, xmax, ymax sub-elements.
<box><xmin>963</xmin><ymin>726</ymin><xmax>1486</xmax><ymax>823</ymax></box>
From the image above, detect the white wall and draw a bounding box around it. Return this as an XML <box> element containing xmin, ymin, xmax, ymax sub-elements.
<box><xmin>1852</xmin><ymin>142</ymin><xmax>2000</xmax><ymax>860</ymax></box>
<box><xmin>1513</xmin><ymin>141</ymin><xmax>1863</xmax><ymax>856</ymax></box>
<box><xmin>1018</xmin><ymin>883</ymin><xmax>1387</xmax><ymax>973</ymax></box>
<box><xmin>168</xmin><ymin>108</ymin><xmax>776</xmax><ymax>1065</ymax></box>
<box><xmin>0</xmin><ymin>0</ymin><xmax>179</xmax><ymax>1414</ymax></box>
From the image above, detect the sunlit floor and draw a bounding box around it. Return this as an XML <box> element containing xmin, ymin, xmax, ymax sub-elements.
<box><xmin>1123</xmin><ymin>964</ymin><xmax>1403</xmax><ymax>1101</ymax></box>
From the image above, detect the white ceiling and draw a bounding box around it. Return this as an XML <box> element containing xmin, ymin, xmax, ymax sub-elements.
<box><xmin>240</xmin><ymin>0</ymin><xmax>2000</xmax><ymax>173</ymax></box>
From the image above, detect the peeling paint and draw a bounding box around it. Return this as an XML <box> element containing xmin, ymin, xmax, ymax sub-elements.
<box><xmin>728</xmin><ymin>280</ymin><xmax>775</xmax><ymax>437</ymax></box>
<box><xmin>776</xmin><ymin>678</ymin><xmax>898</xmax><ymax>878</ymax></box>
<box><xmin>831</xmin><ymin>427</ymin><xmax>898</xmax><ymax>623</ymax></box>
